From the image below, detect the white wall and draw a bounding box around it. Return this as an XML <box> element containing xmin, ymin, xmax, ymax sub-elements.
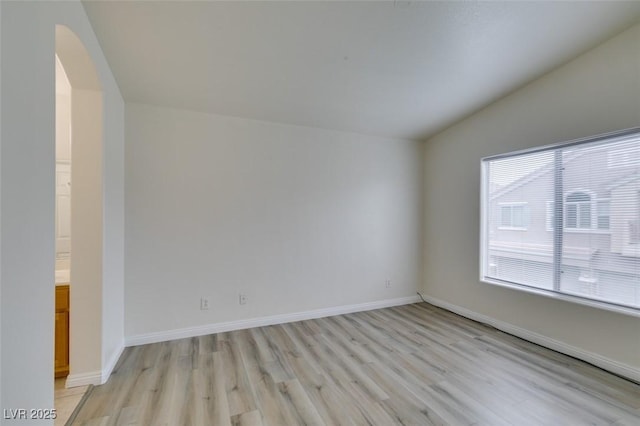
<box><xmin>422</xmin><ymin>24</ymin><xmax>640</xmax><ymax>378</ymax></box>
<box><xmin>1</xmin><ymin>3</ymin><xmax>57</xmax><ymax>419</ymax></box>
<box><xmin>125</xmin><ymin>103</ymin><xmax>423</xmax><ymax>340</ymax></box>
<box><xmin>69</xmin><ymin>88</ymin><xmax>103</xmax><ymax>380</ymax></box>
<box><xmin>55</xmin><ymin>56</ymin><xmax>72</xmax><ymax>263</ymax></box>
<box><xmin>0</xmin><ymin>0</ymin><xmax>3</xmax><ymax>415</ymax></box>
<box><xmin>55</xmin><ymin>56</ymin><xmax>71</xmax><ymax>163</ymax></box>
<box><xmin>102</xmin><ymin>83</ymin><xmax>125</xmax><ymax>382</ymax></box>
<box><xmin>0</xmin><ymin>1</ymin><xmax>125</xmax><ymax>421</ymax></box>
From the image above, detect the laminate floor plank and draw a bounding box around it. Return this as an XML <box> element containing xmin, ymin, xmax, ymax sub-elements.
<box><xmin>78</xmin><ymin>417</ymin><xmax>111</xmax><ymax>426</ymax></box>
<box><xmin>472</xmin><ymin>332</ymin><xmax>640</xmax><ymax>412</ymax></box>
<box><xmin>442</xmin><ymin>339</ymin><xmax>557</xmax><ymax>407</ymax></box>
<box><xmin>259</xmin><ymin>327</ymin><xmax>298</xmax><ymax>384</ymax></box>
<box><xmin>313</xmin><ymin>317</ymin><xmax>377</xmax><ymax>365</ymax></box>
<box><xmin>328</xmin><ymin>315</ymin><xmax>396</xmax><ymax>362</ymax></box>
<box><xmin>276</xmin><ymin>379</ymin><xmax>325</xmax><ymax>425</ymax></box>
<box><xmin>359</xmin><ymin>362</ymin><xmax>456</xmax><ymax>425</ymax></box>
<box><xmin>220</xmin><ymin>335</ymin><xmax>259</xmax><ymax>416</ymax></box>
<box><xmin>150</xmin><ymin>342</ymin><xmax>195</xmax><ymax>426</ymax></box>
<box><xmin>71</xmin><ymin>303</ymin><xmax>640</xmax><ymax>425</ymax></box>
<box><xmin>206</xmin><ymin>350</ymin><xmax>233</xmax><ymax>426</ymax></box>
<box><xmin>197</xmin><ymin>333</ymin><xmax>219</xmax><ymax>354</ymax></box>
<box><xmin>336</xmin><ymin>380</ymin><xmax>398</xmax><ymax>425</ymax></box>
<box><xmin>279</xmin><ymin>324</ymin><xmax>363</xmax><ymax>425</ymax></box>
<box><xmin>230</xmin><ymin>410</ymin><xmax>264</xmax><ymax>426</ymax></box>
<box><xmin>110</xmin><ymin>406</ymin><xmax>137</xmax><ymax>426</ymax></box>
<box><xmin>407</xmin><ymin>304</ymin><xmax>488</xmax><ymax>339</ymax></box>
<box><xmin>312</xmin><ymin>333</ymin><xmax>390</xmax><ymax>402</ymax></box>
<box><xmin>358</xmin><ymin>310</ymin><xmax>428</xmax><ymax>347</ymax></box>
<box><xmin>350</xmin><ymin>312</ymin><xmax>417</xmax><ymax>354</ymax></box>
<box><xmin>613</xmin><ymin>408</ymin><xmax>640</xmax><ymax>425</ymax></box>
<box><xmin>279</xmin><ymin>354</ymin><xmax>348</xmax><ymax>425</ymax></box>
<box><xmin>240</xmin><ymin>336</ymin><xmax>298</xmax><ymax>426</ymax></box>
<box><xmin>337</xmin><ymin>314</ymin><xmax>399</xmax><ymax>355</ymax></box>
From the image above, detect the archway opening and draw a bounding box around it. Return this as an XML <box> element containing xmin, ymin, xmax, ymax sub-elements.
<box><xmin>54</xmin><ymin>25</ymin><xmax>104</xmax><ymax>394</ymax></box>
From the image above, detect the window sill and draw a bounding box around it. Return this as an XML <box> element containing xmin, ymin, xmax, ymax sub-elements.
<box><xmin>480</xmin><ymin>277</ymin><xmax>640</xmax><ymax>318</ymax></box>
<box><xmin>498</xmin><ymin>227</ymin><xmax>528</xmax><ymax>231</ymax></box>
<box><xmin>546</xmin><ymin>229</ymin><xmax>611</xmax><ymax>234</ymax></box>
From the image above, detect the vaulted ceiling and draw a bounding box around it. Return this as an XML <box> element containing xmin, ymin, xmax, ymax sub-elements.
<box><xmin>82</xmin><ymin>1</ymin><xmax>640</xmax><ymax>140</ymax></box>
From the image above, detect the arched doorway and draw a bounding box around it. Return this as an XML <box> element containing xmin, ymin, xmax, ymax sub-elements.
<box><xmin>55</xmin><ymin>24</ymin><xmax>104</xmax><ymax>388</ymax></box>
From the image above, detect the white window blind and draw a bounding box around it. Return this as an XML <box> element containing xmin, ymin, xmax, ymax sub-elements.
<box><xmin>481</xmin><ymin>129</ymin><xmax>640</xmax><ymax>313</ymax></box>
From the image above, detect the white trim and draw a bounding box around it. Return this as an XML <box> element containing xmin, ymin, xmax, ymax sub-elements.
<box><xmin>65</xmin><ymin>343</ymin><xmax>125</xmax><ymax>387</ymax></box>
<box><xmin>125</xmin><ymin>296</ymin><xmax>422</xmax><ymax>347</ymax></box>
<box><xmin>498</xmin><ymin>201</ymin><xmax>528</xmax><ymax>206</ymax></box>
<box><xmin>563</xmin><ymin>229</ymin><xmax>611</xmax><ymax>235</ymax></box>
<box><xmin>420</xmin><ymin>294</ymin><xmax>640</xmax><ymax>384</ymax></box>
<box><xmin>65</xmin><ymin>371</ymin><xmax>102</xmax><ymax>388</ymax></box>
<box><xmin>101</xmin><ymin>343</ymin><xmax>125</xmax><ymax>383</ymax></box>
<box><xmin>481</xmin><ymin>277</ymin><xmax>640</xmax><ymax>318</ymax></box>
<box><xmin>480</xmin><ymin>161</ymin><xmax>489</xmax><ymax>283</ymax></box>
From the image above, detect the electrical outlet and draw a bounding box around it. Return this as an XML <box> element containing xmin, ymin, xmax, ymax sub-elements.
<box><xmin>239</xmin><ymin>294</ymin><xmax>247</xmax><ymax>305</ymax></box>
<box><xmin>385</xmin><ymin>279</ymin><xmax>392</xmax><ymax>288</ymax></box>
<box><xmin>200</xmin><ymin>297</ymin><xmax>209</xmax><ymax>310</ymax></box>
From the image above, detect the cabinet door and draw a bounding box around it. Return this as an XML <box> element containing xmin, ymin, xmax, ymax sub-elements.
<box><xmin>55</xmin><ymin>311</ymin><xmax>69</xmax><ymax>377</ymax></box>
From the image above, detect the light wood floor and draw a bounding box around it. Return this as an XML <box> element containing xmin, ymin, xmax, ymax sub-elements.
<box><xmin>71</xmin><ymin>302</ymin><xmax>640</xmax><ymax>425</ymax></box>
<box><xmin>54</xmin><ymin>378</ymin><xmax>89</xmax><ymax>426</ymax></box>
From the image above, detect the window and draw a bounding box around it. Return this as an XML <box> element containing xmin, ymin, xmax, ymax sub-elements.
<box><xmin>499</xmin><ymin>203</ymin><xmax>529</xmax><ymax>229</ymax></box>
<box><xmin>597</xmin><ymin>200</ymin><xmax>610</xmax><ymax>230</ymax></box>
<box><xmin>565</xmin><ymin>191</ymin><xmax>591</xmax><ymax>229</ymax></box>
<box><xmin>546</xmin><ymin>201</ymin><xmax>554</xmax><ymax>231</ymax></box>
<box><xmin>608</xmin><ymin>148</ymin><xmax>640</xmax><ymax>168</ymax></box>
<box><xmin>547</xmin><ymin>197</ymin><xmax>609</xmax><ymax>231</ymax></box>
<box><xmin>481</xmin><ymin>128</ymin><xmax>640</xmax><ymax>314</ymax></box>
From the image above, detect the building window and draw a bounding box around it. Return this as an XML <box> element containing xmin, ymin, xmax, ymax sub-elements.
<box><xmin>499</xmin><ymin>203</ymin><xmax>529</xmax><ymax>229</ymax></box>
<box><xmin>547</xmin><ymin>197</ymin><xmax>609</xmax><ymax>231</ymax></box>
<box><xmin>565</xmin><ymin>192</ymin><xmax>591</xmax><ymax>229</ymax></box>
<box><xmin>481</xmin><ymin>128</ymin><xmax>640</xmax><ymax>314</ymax></box>
<box><xmin>597</xmin><ymin>199</ymin><xmax>610</xmax><ymax>230</ymax></box>
<box><xmin>608</xmin><ymin>148</ymin><xmax>640</xmax><ymax>168</ymax></box>
<box><xmin>546</xmin><ymin>201</ymin><xmax>554</xmax><ymax>231</ymax></box>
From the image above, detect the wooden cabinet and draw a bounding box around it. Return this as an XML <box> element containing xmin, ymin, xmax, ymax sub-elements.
<box><xmin>55</xmin><ymin>285</ymin><xmax>70</xmax><ymax>378</ymax></box>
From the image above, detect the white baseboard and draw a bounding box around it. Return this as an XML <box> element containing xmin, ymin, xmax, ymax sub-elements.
<box><xmin>65</xmin><ymin>343</ymin><xmax>125</xmax><ymax>387</ymax></box>
<box><xmin>65</xmin><ymin>371</ymin><xmax>102</xmax><ymax>388</ymax></box>
<box><xmin>101</xmin><ymin>342</ymin><xmax>125</xmax><ymax>383</ymax></box>
<box><xmin>125</xmin><ymin>295</ymin><xmax>422</xmax><ymax>347</ymax></box>
<box><xmin>420</xmin><ymin>293</ymin><xmax>640</xmax><ymax>384</ymax></box>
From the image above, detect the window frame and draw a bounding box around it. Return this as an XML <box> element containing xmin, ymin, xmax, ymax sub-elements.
<box><xmin>480</xmin><ymin>127</ymin><xmax>640</xmax><ymax>318</ymax></box>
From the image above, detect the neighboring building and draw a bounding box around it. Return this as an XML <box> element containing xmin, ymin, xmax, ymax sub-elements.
<box><xmin>487</xmin><ymin>139</ymin><xmax>640</xmax><ymax>308</ymax></box>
